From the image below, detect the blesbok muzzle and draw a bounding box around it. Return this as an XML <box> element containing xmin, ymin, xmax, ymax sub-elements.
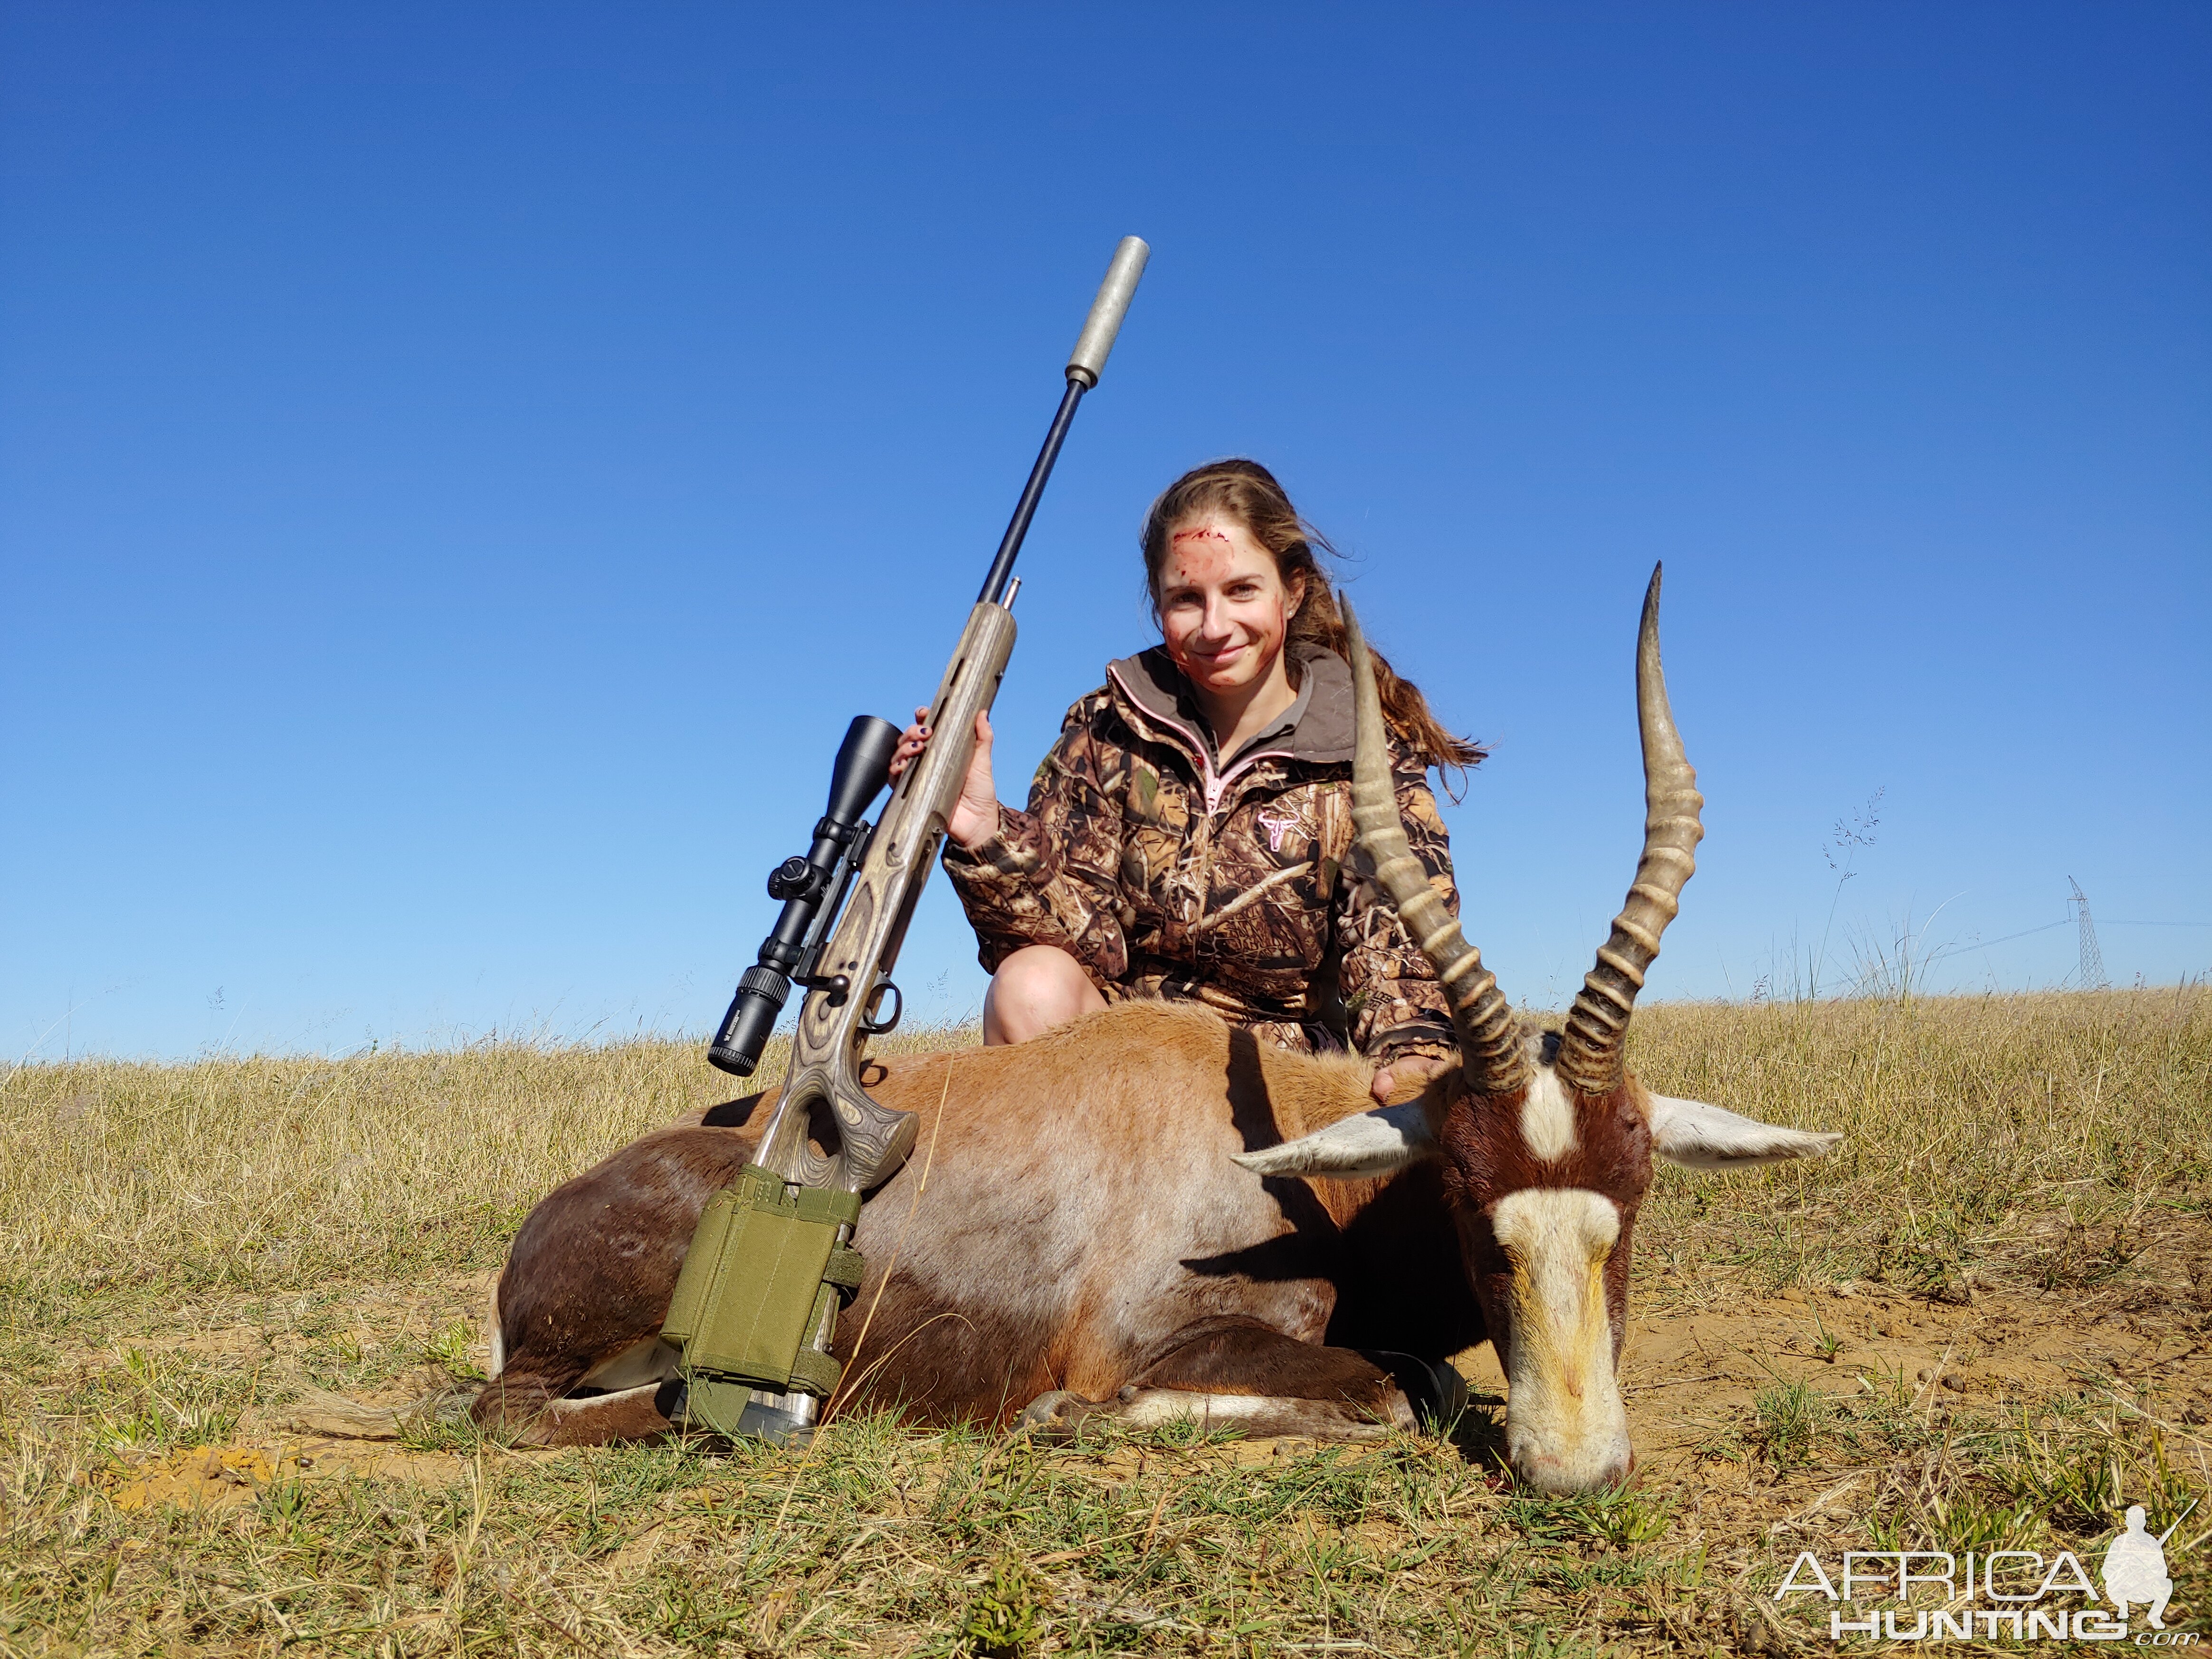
<box><xmin>1482</xmin><ymin>1187</ymin><xmax>1632</xmax><ymax>1492</ymax></box>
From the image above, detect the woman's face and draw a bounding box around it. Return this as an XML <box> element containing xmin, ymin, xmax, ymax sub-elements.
<box><xmin>1155</xmin><ymin>517</ymin><xmax>1306</xmax><ymax>700</ymax></box>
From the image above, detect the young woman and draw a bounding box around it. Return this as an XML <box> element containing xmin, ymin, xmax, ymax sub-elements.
<box><xmin>889</xmin><ymin>459</ymin><xmax>1482</xmax><ymax>1106</ymax></box>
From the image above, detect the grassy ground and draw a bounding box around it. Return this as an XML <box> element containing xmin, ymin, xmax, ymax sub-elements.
<box><xmin>2</xmin><ymin>990</ymin><xmax>2207</xmax><ymax>1655</ymax></box>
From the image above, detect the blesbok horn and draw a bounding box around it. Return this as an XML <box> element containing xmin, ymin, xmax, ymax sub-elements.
<box><xmin>1339</xmin><ymin>592</ymin><xmax>1528</xmax><ymax>1096</ymax></box>
<box><xmin>1554</xmin><ymin>563</ymin><xmax>1706</xmax><ymax>1095</ymax></box>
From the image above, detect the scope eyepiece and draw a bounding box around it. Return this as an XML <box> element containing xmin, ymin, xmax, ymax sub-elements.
<box><xmin>709</xmin><ymin>964</ymin><xmax>793</xmax><ymax>1076</ymax></box>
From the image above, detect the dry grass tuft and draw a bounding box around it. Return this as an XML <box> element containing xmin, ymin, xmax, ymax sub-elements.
<box><xmin>1</xmin><ymin>991</ymin><xmax>2206</xmax><ymax>1654</ymax></box>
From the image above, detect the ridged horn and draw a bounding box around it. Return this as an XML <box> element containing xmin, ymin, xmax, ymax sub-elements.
<box><xmin>1555</xmin><ymin>563</ymin><xmax>1705</xmax><ymax>1095</ymax></box>
<box><xmin>1339</xmin><ymin>592</ymin><xmax>1528</xmax><ymax>1095</ymax></box>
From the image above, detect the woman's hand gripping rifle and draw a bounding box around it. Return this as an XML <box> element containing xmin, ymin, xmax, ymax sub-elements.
<box><xmin>671</xmin><ymin>237</ymin><xmax>1149</xmax><ymax>1443</ymax></box>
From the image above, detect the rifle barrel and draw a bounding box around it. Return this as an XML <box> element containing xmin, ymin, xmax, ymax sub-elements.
<box><xmin>975</xmin><ymin>236</ymin><xmax>1150</xmax><ymax>606</ymax></box>
<box><xmin>978</xmin><ymin>378</ymin><xmax>1085</xmax><ymax>605</ymax></box>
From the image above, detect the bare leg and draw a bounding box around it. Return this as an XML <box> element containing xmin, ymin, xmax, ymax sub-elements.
<box><xmin>982</xmin><ymin>944</ymin><xmax>1106</xmax><ymax>1045</ymax></box>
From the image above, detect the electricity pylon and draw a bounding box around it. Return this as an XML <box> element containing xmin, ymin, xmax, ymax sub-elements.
<box><xmin>2067</xmin><ymin>877</ymin><xmax>2108</xmax><ymax>990</ymax></box>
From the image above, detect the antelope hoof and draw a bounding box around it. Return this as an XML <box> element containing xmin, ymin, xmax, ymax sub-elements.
<box><xmin>1018</xmin><ymin>1390</ymin><xmax>1112</xmax><ymax>1438</ymax></box>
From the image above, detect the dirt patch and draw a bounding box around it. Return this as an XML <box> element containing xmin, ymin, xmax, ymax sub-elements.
<box><xmin>98</xmin><ymin>1438</ymin><xmax>521</xmax><ymax>1512</ymax></box>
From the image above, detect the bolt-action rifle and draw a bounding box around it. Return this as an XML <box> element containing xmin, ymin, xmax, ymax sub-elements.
<box><xmin>665</xmin><ymin>238</ymin><xmax>1150</xmax><ymax>1444</ymax></box>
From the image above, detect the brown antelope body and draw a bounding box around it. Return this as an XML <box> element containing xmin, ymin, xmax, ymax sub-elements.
<box><xmin>477</xmin><ymin>569</ymin><xmax>1840</xmax><ymax>1490</ymax></box>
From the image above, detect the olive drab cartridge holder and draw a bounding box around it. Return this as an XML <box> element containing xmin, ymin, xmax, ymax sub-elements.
<box><xmin>673</xmin><ymin>237</ymin><xmax>1151</xmax><ymax>1444</ymax></box>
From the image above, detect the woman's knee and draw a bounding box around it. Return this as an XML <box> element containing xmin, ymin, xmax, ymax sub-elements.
<box><xmin>983</xmin><ymin>946</ymin><xmax>1105</xmax><ymax>1044</ymax></box>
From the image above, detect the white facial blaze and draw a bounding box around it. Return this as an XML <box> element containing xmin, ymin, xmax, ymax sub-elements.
<box><xmin>1518</xmin><ymin>1067</ymin><xmax>1579</xmax><ymax>1163</ymax></box>
<box><xmin>1489</xmin><ymin>1187</ymin><xmax>1631</xmax><ymax>1492</ymax></box>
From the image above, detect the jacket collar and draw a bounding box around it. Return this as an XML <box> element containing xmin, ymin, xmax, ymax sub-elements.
<box><xmin>1105</xmin><ymin>641</ymin><xmax>1355</xmax><ymax>771</ymax></box>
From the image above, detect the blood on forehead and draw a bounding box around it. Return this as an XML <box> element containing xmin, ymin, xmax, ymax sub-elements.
<box><xmin>1162</xmin><ymin>524</ymin><xmax>1254</xmax><ymax>591</ymax></box>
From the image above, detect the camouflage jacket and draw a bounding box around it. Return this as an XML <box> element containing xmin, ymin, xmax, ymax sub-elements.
<box><xmin>941</xmin><ymin>642</ymin><xmax>1463</xmax><ymax>1067</ymax></box>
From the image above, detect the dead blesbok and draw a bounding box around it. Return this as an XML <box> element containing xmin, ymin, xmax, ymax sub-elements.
<box><xmin>477</xmin><ymin>568</ymin><xmax>1839</xmax><ymax>1490</ymax></box>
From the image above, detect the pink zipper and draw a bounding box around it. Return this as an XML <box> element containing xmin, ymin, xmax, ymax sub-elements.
<box><xmin>1209</xmin><ymin>746</ymin><xmax>1295</xmax><ymax>812</ymax></box>
<box><xmin>1108</xmin><ymin>665</ymin><xmax>1295</xmax><ymax>817</ymax></box>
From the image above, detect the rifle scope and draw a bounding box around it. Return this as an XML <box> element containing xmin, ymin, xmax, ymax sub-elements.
<box><xmin>708</xmin><ymin>714</ymin><xmax>903</xmax><ymax>1077</ymax></box>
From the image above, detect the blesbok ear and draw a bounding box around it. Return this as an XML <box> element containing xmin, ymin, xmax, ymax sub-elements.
<box><xmin>1648</xmin><ymin>1094</ymin><xmax>1843</xmax><ymax>1169</ymax></box>
<box><xmin>1232</xmin><ymin>1103</ymin><xmax>1439</xmax><ymax>1182</ymax></box>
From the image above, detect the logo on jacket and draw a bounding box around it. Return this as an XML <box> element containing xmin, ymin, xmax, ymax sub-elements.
<box><xmin>1255</xmin><ymin>806</ymin><xmax>1301</xmax><ymax>853</ymax></box>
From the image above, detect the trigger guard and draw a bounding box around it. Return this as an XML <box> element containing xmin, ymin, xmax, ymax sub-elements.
<box><xmin>858</xmin><ymin>979</ymin><xmax>902</xmax><ymax>1037</ymax></box>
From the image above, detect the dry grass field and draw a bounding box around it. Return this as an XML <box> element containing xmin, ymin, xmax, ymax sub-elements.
<box><xmin>2</xmin><ymin>989</ymin><xmax>2207</xmax><ymax>1656</ymax></box>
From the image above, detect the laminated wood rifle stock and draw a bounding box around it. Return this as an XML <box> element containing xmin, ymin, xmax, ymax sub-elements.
<box><xmin>678</xmin><ymin>236</ymin><xmax>1150</xmax><ymax>1441</ymax></box>
<box><xmin>748</xmin><ymin>595</ymin><xmax>1017</xmax><ymax>1192</ymax></box>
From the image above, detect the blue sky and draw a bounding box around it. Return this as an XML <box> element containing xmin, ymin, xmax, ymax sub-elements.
<box><xmin>5</xmin><ymin>3</ymin><xmax>2207</xmax><ymax>1061</ymax></box>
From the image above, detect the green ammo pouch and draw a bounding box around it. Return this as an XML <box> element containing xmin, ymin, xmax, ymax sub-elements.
<box><xmin>662</xmin><ymin>1164</ymin><xmax>865</xmax><ymax>1401</ymax></box>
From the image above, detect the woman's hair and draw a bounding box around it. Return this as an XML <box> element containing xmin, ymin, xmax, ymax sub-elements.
<box><xmin>1139</xmin><ymin>458</ymin><xmax>1485</xmax><ymax>779</ymax></box>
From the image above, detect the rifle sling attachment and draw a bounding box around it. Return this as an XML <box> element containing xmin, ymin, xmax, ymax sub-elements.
<box><xmin>662</xmin><ymin>1164</ymin><xmax>864</xmax><ymax>1404</ymax></box>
